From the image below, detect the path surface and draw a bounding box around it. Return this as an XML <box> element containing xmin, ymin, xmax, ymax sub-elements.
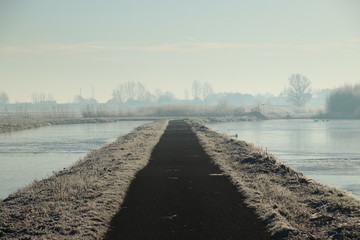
<box><xmin>105</xmin><ymin>120</ymin><xmax>272</xmax><ymax>240</ymax></box>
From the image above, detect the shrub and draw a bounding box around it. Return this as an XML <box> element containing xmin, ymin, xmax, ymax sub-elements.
<box><xmin>326</xmin><ymin>84</ymin><xmax>360</xmax><ymax>118</ymax></box>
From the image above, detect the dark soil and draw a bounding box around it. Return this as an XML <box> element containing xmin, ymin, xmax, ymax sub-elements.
<box><xmin>105</xmin><ymin>120</ymin><xmax>272</xmax><ymax>240</ymax></box>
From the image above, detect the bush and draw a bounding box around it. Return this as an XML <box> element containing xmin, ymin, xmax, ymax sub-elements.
<box><xmin>326</xmin><ymin>84</ymin><xmax>360</xmax><ymax>118</ymax></box>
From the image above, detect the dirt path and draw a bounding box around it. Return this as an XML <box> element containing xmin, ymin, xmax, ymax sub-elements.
<box><xmin>105</xmin><ymin>120</ymin><xmax>272</xmax><ymax>240</ymax></box>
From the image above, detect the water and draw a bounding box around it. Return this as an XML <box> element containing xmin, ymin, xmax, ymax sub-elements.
<box><xmin>206</xmin><ymin>119</ymin><xmax>360</xmax><ymax>199</ymax></box>
<box><xmin>0</xmin><ymin>121</ymin><xmax>150</xmax><ymax>199</ymax></box>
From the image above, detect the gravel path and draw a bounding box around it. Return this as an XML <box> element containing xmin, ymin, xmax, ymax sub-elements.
<box><xmin>105</xmin><ymin>120</ymin><xmax>272</xmax><ymax>240</ymax></box>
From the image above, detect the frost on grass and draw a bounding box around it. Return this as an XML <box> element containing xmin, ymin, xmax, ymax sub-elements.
<box><xmin>187</xmin><ymin>119</ymin><xmax>360</xmax><ymax>240</ymax></box>
<box><xmin>0</xmin><ymin>117</ymin><xmax>133</xmax><ymax>133</ymax></box>
<box><xmin>0</xmin><ymin>120</ymin><xmax>168</xmax><ymax>240</ymax></box>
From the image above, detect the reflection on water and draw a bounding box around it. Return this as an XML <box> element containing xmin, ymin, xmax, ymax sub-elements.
<box><xmin>206</xmin><ymin>119</ymin><xmax>360</xmax><ymax>199</ymax></box>
<box><xmin>0</xmin><ymin>121</ymin><xmax>149</xmax><ymax>199</ymax></box>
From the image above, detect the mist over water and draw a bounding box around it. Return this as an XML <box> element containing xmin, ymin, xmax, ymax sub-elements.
<box><xmin>0</xmin><ymin>121</ymin><xmax>149</xmax><ymax>199</ymax></box>
<box><xmin>206</xmin><ymin>119</ymin><xmax>360</xmax><ymax>199</ymax></box>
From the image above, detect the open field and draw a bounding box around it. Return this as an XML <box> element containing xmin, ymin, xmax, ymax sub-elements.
<box><xmin>0</xmin><ymin>120</ymin><xmax>168</xmax><ymax>239</ymax></box>
<box><xmin>187</xmin><ymin>119</ymin><xmax>360</xmax><ymax>239</ymax></box>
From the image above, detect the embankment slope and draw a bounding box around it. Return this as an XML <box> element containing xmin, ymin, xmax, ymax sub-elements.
<box><xmin>0</xmin><ymin>120</ymin><xmax>168</xmax><ymax>239</ymax></box>
<box><xmin>105</xmin><ymin>120</ymin><xmax>271</xmax><ymax>240</ymax></box>
<box><xmin>2</xmin><ymin>118</ymin><xmax>359</xmax><ymax>239</ymax></box>
<box><xmin>0</xmin><ymin>117</ymin><xmax>157</xmax><ymax>134</ymax></box>
<box><xmin>188</xmin><ymin>119</ymin><xmax>360</xmax><ymax>239</ymax></box>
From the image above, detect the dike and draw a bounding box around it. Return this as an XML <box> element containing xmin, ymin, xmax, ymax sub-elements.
<box><xmin>187</xmin><ymin>119</ymin><xmax>360</xmax><ymax>239</ymax></box>
<box><xmin>105</xmin><ymin>120</ymin><xmax>272</xmax><ymax>240</ymax></box>
<box><xmin>0</xmin><ymin>120</ymin><xmax>168</xmax><ymax>239</ymax></box>
<box><xmin>0</xmin><ymin>117</ymin><xmax>158</xmax><ymax>134</ymax></box>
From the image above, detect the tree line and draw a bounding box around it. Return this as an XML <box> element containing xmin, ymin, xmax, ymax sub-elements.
<box><xmin>2</xmin><ymin>76</ymin><xmax>359</xmax><ymax>119</ymax></box>
<box><xmin>0</xmin><ymin>76</ymin><xmax>313</xmax><ymax>106</ymax></box>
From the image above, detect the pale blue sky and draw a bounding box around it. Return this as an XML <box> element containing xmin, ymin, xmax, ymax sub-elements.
<box><xmin>1</xmin><ymin>0</ymin><xmax>359</xmax><ymax>103</ymax></box>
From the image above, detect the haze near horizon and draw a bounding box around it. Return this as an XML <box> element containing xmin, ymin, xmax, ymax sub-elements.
<box><xmin>1</xmin><ymin>0</ymin><xmax>359</xmax><ymax>103</ymax></box>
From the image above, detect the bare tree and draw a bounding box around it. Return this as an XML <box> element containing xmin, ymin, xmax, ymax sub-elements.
<box><xmin>154</xmin><ymin>89</ymin><xmax>162</xmax><ymax>101</ymax></box>
<box><xmin>134</xmin><ymin>83</ymin><xmax>148</xmax><ymax>101</ymax></box>
<box><xmin>0</xmin><ymin>92</ymin><xmax>9</xmax><ymax>104</ymax></box>
<box><xmin>285</xmin><ymin>74</ymin><xmax>312</xmax><ymax>106</ymax></box>
<box><xmin>142</xmin><ymin>91</ymin><xmax>156</xmax><ymax>102</ymax></box>
<box><xmin>31</xmin><ymin>92</ymin><xmax>54</xmax><ymax>103</ymax></box>
<box><xmin>255</xmin><ymin>94</ymin><xmax>265</xmax><ymax>112</ymax></box>
<box><xmin>112</xmin><ymin>81</ymin><xmax>153</xmax><ymax>103</ymax></box>
<box><xmin>192</xmin><ymin>81</ymin><xmax>214</xmax><ymax>100</ymax></box>
<box><xmin>202</xmin><ymin>82</ymin><xmax>213</xmax><ymax>100</ymax></box>
<box><xmin>327</xmin><ymin>84</ymin><xmax>360</xmax><ymax>116</ymax></box>
<box><xmin>112</xmin><ymin>87</ymin><xmax>125</xmax><ymax>104</ymax></box>
<box><xmin>191</xmin><ymin>80</ymin><xmax>202</xmax><ymax>100</ymax></box>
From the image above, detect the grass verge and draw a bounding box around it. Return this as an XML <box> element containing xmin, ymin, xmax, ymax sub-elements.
<box><xmin>0</xmin><ymin>120</ymin><xmax>168</xmax><ymax>239</ymax></box>
<box><xmin>187</xmin><ymin>119</ymin><xmax>360</xmax><ymax>239</ymax></box>
<box><xmin>0</xmin><ymin>117</ymin><xmax>160</xmax><ymax>134</ymax></box>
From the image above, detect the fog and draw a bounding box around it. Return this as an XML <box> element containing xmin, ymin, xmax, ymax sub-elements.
<box><xmin>0</xmin><ymin>80</ymin><xmax>334</xmax><ymax>118</ymax></box>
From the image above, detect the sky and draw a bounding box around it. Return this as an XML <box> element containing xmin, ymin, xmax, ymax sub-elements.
<box><xmin>1</xmin><ymin>0</ymin><xmax>360</xmax><ymax>103</ymax></box>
